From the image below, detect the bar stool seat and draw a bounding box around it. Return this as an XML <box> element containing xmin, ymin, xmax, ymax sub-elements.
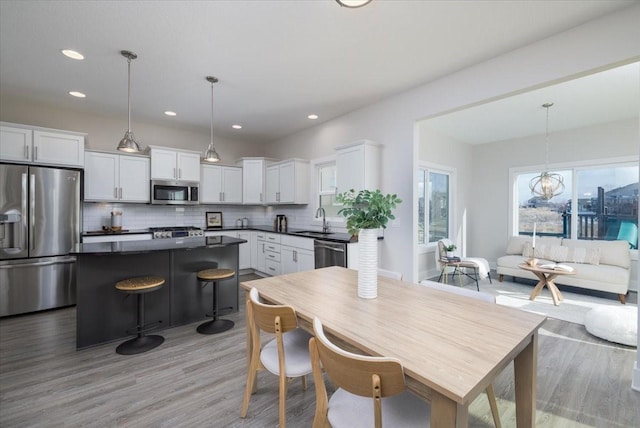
<box><xmin>197</xmin><ymin>268</ymin><xmax>236</xmax><ymax>335</ymax></box>
<box><xmin>115</xmin><ymin>276</ymin><xmax>165</xmax><ymax>355</ymax></box>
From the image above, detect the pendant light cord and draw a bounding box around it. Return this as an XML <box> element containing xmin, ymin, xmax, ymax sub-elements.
<box><xmin>127</xmin><ymin>56</ymin><xmax>132</xmax><ymax>133</ymax></box>
<box><xmin>543</xmin><ymin>102</ymin><xmax>553</xmax><ymax>171</ymax></box>
<box><xmin>210</xmin><ymin>80</ymin><xmax>214</xmax><ymax>144</ymax></box>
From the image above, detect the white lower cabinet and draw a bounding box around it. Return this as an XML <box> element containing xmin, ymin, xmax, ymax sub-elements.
<box><xmin>205</xmin><ymin>230</ymin><xmax>251</xmax><ymax>270</ymax></box>
<box><xmin>263</xmin><ymin>233</ymin><xmax>281</xmax><ymax>276</ymax></box>
<box><xmin>255</xmin><ymin>232</ymin><xmax>267</xmax><ymax>273</ymax></box>
<box><xmin>281</xmin><ymin>235</ymin><xmax>315</xmax><ymax>275</ymax></box>
<box><xmin>237</xmin><ymin>231</ymin><xmax>252</xmax><ymax>270</ymax></box>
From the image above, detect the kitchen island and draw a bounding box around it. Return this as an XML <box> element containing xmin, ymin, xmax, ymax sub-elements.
<box><xmin>72</xmin><ymin>235</ymin><xmax>246</xmax><ymax>349</ymax></box>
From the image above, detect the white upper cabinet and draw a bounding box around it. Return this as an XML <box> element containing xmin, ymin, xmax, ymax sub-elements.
<box><xmin>240</xmin><ymin>158</ymin><xmax>267</xmax><ymax>204</ymax></box>
<box><xmin>84</xmin><ymin>151</ymin><xmax>150</xmax><ymax>203</ymax></box>
<box><xmin>265</xmin><ymin>159</ymin><xmax>309</xmax><ymax>204</ymax></box>
<box><xmin>335</xmin><ymin>140</ymin><xmax>380</xmax><ymax>194</ymax></box>
<box><xmin>149</xmin><ymin>146</ymin><xmax>200</xmax><ymax>182</ymax></box>
<box><xmin>200</xmin><ymin>164</ymin><xmax>242</xmax><ymax>204</ymax></box>
<box><xmin>1</xmin><ymin>123</ymin><xmax>85</xmax><ymax>167</ymax></box>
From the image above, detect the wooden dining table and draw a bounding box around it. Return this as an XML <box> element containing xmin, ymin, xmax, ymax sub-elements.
<box><xmin>240</xmin><ymin>266</ymin><xmax>546</xmax><ymax>428</ymax></box>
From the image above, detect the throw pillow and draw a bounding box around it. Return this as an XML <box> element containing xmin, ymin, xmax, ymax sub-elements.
<box><xmin>546</xmin><ymin>245</ymin><xmax>569</xmax><ymax>262</ymax></box>
<box><xmin>522</xmin><ymin>242</ymin><xmax>549</xmax><ymax>259</ymax></box>
<box><xmin>566</xmin><ymin>246</ymin><xmax>601</xmax><ymax>265</ymax></box>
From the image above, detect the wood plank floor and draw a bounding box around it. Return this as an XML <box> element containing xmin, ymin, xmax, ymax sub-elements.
<box><xmin>1</xmin><ymin>275</ymin><xmax>638</xmax><ymax>427</ymax></box>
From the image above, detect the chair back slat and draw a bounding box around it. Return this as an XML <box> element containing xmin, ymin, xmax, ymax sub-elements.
<box><xmin>248</xmin><ymin>288</ymin><xmax>298</xmax><ymax>333</ymax></box>
<box><xmin>312</xmin><ymin>318</ymin><xmax>405</xmax><ymax>398</ymax></box>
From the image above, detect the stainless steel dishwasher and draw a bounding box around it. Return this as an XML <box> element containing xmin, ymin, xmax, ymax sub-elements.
<box><xmin>314</xmin><ymin>239</ymin><xmax>347</xmax><ymax>268</ymax></box>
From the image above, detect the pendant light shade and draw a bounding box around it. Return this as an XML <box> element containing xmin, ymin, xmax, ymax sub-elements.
<box><xmin>529</xmin><ymin>103</ymin><xmax>564</xmax><ymax>200</ymax></box>
<box><xmin>335</xmin><ymin>0</ymin><xmax>373</xmax><ymax>8</ymax></box>
<box><xmin>203</xmin><ymin>76</ymin><xmax>220</xmax><ymax>163</ymax></box>
<box><xmin>117</xmin><ymin>50</ymin><xmax>141</xmax><ymax>153</ymax></box>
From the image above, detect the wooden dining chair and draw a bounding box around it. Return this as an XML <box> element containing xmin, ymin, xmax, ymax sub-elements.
<box><xmin>309</xmin><ymin>317</ymin><xmax>431</xmax><ymax>428</ymax></box>
<box><xmin>241</xmin><ymin>287</ymin><xmax>313</xmax><ymax>428</ymax></box>
<box><xmin>420</xmin><ymin>279</ymin><xmax>502</xmax><ymax>428</ymax></box>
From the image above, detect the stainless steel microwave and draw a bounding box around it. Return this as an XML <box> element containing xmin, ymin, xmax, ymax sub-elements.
<box><xmin>151</xmin><ymin>180</ymin><xmax>199</xmax><ymax>205</ymax></box>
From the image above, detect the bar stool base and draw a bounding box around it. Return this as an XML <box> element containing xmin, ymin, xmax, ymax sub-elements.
<box><xmin>116</xmin><ymin>335</ymin><xmax>165</xmax><ymax>355</ymax></box>
<box><xmin>196</xmin><ymin>319</ymin><xmax>235</xmax><ymax>335</ymax></box>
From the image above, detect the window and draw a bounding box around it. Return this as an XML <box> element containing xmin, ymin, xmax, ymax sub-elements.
<box><xmin>513</xmin><ymin>160</ymin><xmax>638</xmax><ymax>248</ymax></box>
<box><xmin>317</xmin><ymin>162</ymin><xmax>341</xmax><ymax>218</ymax></box>
<box><xmin>418</xmin><ymin>165</ymin><xmax>452</xmax><ymax>245</ymax></box>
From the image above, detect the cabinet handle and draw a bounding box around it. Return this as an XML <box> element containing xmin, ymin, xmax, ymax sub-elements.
<box><xmin>260</xmin><ymin>192</ymin><xmax>263</xmax><ymax>202</ymax></box>
<box><xmin>25</xmin><ymin>144</ymin><xmax>29</xmax><ymax>159</ymax></box>
<box><xmin>119</xmin><ymin>188</ymin><xmax>123</xmax><ymax>199</ymax></box>
<box><xmin>268</xmin><ymin>267</ymin><xmax>275</xmax><ymax>272</ymax></box>
<box><xmin>178</xmin><ymin>168</ymin><xmax>182</xmax><ymax>179</ymax></box>
<box><xmin>34</xmin><ymin>146</ymin><xmax>38</xmax><ymax>160</ymax></box>
<box><xmin>114</xmin><ymin>187</ymin><xmax>118</xmax><ymax>199</ymax></box>
<box><xmin>262</xmin><ymin>243</ymin><xmax>265</xmax><ymax>253</ymax></box>
<box><xmin>173</xmin><ymin>168</ymin><xmax>176</xmax><ymax>179</ymax></box>
<box><xmin>293</xmin><ymin>250</ymin><xmax>297</xmax><ymax>262</ymax></box>
<box><xmin>222</xmin><ymin>192</ymin><xmax>225</xmax><ymax>202</ymax></box>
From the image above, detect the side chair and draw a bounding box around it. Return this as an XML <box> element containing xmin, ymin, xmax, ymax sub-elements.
<box><xmin>309</xmin><ymin>317</ymin><xmax>430</xmax><ymax>428</ymax></box>
<box><xmin>241</xmin><ymin>287</ymin><xmax>313</xmax><ymax>428</ymax></box>
<box><xmin>420</xmin><ymin>279</ymin><xmax>502</xmax><ymax>428</ymax></box>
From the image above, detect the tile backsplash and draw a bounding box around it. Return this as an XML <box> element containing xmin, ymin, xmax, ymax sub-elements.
<box><xmin>82</xmin><ymin>203</ymin><xmax>346</xmax><ymax>233</ymax></box>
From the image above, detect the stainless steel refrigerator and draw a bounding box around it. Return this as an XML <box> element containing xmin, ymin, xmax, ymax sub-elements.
<box><xmin>0</xmin><ymin>164</ymin><xmax>81</xmax><ymax>317</ymax></box>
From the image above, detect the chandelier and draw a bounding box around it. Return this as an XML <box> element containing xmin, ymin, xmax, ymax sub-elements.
<box><xmin>203</xmin><ymin>76</ymin><xmax>220</xmax><ymax>162</ymax></box>
<box><xmin>529</xmin><ymin>103</ymin><xmax>564</xmax><ymax>200</ymax></box>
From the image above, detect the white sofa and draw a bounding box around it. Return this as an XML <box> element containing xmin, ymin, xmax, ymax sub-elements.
<box><xmin>496</xmin><ymin>236</ymin><xmax>631</xmax><ymax>303</ymax></box>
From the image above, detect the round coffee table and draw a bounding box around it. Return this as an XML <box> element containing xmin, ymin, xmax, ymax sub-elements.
<box><xmin>518</xmin><ymin>263</ymin><xmax>576</xmax><ymax>306</ymax></box>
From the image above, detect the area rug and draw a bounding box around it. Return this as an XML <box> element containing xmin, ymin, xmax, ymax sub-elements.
<box><xmin>464</xmin><ymin>279</ymin><xmax>639</xmax><ymax>326</ymax></box>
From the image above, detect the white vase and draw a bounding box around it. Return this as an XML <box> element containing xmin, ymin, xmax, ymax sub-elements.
<box><xmin>357</xmin><ymin>228</ymin><xmax>378</xmax><ymax>299</ymax></box>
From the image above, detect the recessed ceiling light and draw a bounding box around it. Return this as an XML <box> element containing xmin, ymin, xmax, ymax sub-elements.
<box><xmin>308</xmin><ymin>114</ymin><xmax>319</xmax><ymax>120</ymax></box>
<box><xmin>69</xmin><ymin>91</ymin><xmax>86</xmax><ymax>98</ymax></box>
<box><xmin>232</xmin><ymin>124</ymin><xmax>242</xmax><ymax>129</ymax></box>
<box><xmin>61</xmin><ymin>49</ymin><xmax>84</xmax><ymax>60</ymax></box>
<box><xmin>164</xmin><ymin>111</ymin><xmax>177</xmax><ymax>117</ymax></box>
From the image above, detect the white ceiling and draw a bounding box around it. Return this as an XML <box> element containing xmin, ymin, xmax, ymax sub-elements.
<box><xmin>0</xmin><ymin>1</ymin><xmax>636</xmax><ymax>144</ymax></box>
<box><xmin>426</xmin><ymin>62</ymin><xmax>640</xmax><ymax>144</ymax></box>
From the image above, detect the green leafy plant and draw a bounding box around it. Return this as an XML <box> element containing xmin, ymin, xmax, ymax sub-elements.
<box><xmin>444</xmin><ymin>244</ymin><xmax>457</xmax><ymax>252</ymax></box>
<box><xmin>336</xmin><ymin>189</ymin><xmax>402</xmax><ymax>236</ymax></box>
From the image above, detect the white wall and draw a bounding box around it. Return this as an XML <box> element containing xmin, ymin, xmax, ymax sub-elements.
<box><xmin>265</xmin><ymin>5</ymin><xmax>640</xmax><ymax>282</ymax></box>
<box><xmin>0</xmin><ymin>94</ymin><xmax>263</xmax><ymax>162</ymax></box>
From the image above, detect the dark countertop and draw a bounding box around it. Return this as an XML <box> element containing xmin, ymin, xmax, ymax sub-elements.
<box><xmin>82</xmin><ymin>229</ymin><xmax>151</xmax><ymax>236</ymax></box>
<box><xmin>205</xmin><ymin>225</ymin><xmax>356</xmax><ymax>243</ymax></box>
<box><xmin>72</xmin><ymin>235</ymin><xmax>246</xmax><ymax>255</ymax></box>
<box><xmin>82</xmin><ymin>225</ymin><xmax>357</xmax><ymax>243</ymax></box>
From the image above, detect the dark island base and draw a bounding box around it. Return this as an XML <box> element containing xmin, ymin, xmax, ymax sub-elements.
<box><xmin>76</xmin><ymin>246</ymin><xmax>240</xmax><ymax>349</ymax></box>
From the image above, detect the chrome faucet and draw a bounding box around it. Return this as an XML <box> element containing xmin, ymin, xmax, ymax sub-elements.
<box><xmin>315</xmin><ymin>207</ymin><xmax>329</xmax><ymax>233</ymax></box>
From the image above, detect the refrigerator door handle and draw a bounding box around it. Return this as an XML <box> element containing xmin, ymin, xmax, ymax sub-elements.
<box><xmin>29</xmin><ymin>173</ymin><xmax>35</xmax><ymax>251</ymax></box>
<box><xmin>20</xmin><ymin>172</ymin><xmax>28</xmax><ymax>252</ymax></box>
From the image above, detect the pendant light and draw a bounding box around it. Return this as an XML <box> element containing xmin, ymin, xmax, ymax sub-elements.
<box><xmin>117</xmin><ymin>50</ymin><xmax>141</xmax><ymax>153</ymax></box>
<box><xmin>529</xmin><ymin>103</ymin><xmax>564</xmax><ymax>200</ymax></box>
<box><xmin>203</xmin><ymin>76</ymin><xmax>220</xmax><ymax>163</ymax></box>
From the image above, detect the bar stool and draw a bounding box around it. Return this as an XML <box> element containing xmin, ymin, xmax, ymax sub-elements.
<box><xmin>196</xmin><ymin>268</ymin><xmax>236</xmax><ymax>334</ymax></box>
<box><xmin>115</xmin><ymin>276</ymin><xmax>165</xmax><ymax>355</ymax></box>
